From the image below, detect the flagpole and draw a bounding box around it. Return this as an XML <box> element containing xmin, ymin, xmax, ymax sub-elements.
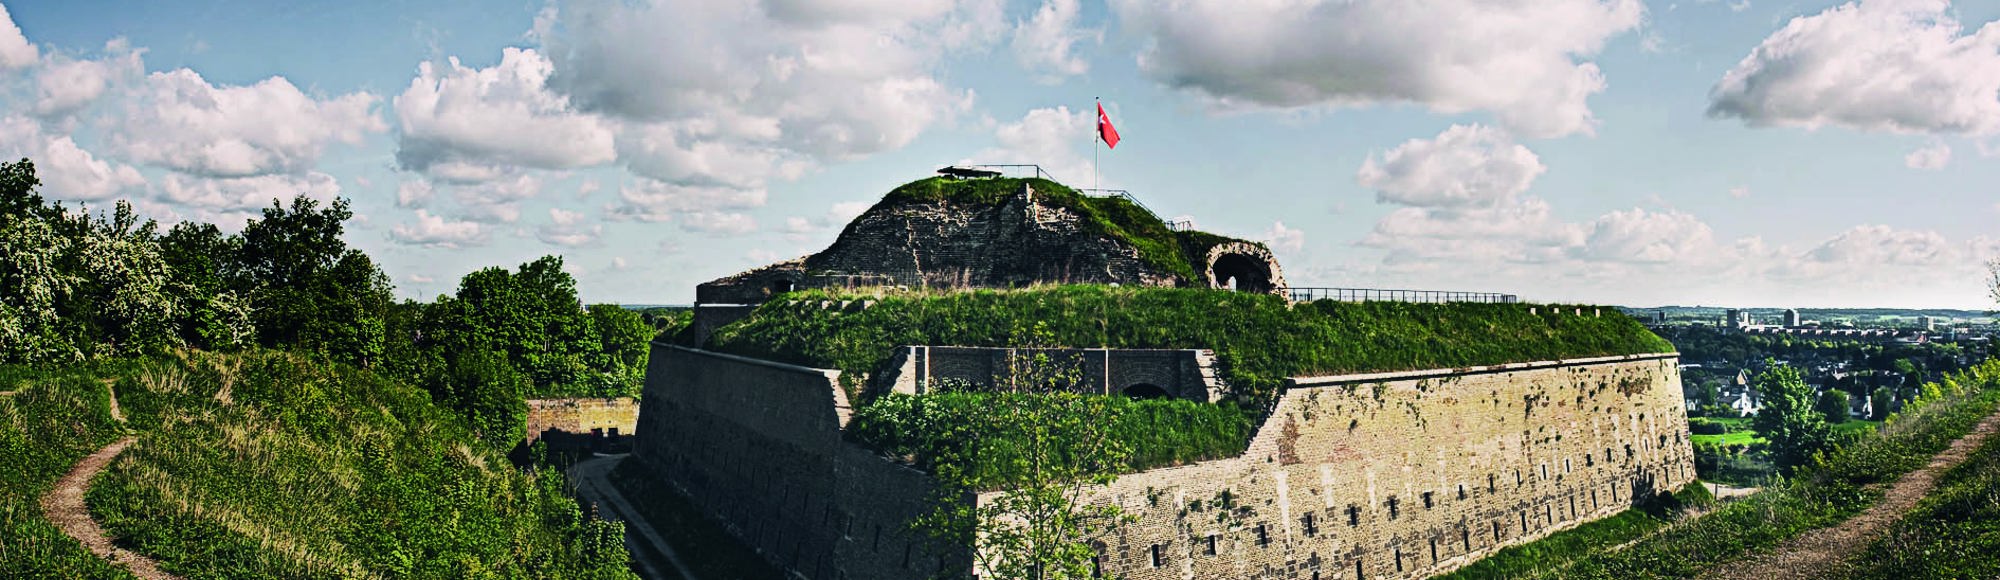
<box><xmin>1094</xmin><ymin>96</ymin><xmax>1100</xmax><ymax>193</ymax></box>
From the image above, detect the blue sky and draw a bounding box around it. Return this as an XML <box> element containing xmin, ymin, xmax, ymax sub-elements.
<box><xmin>2</xmin><ymin>0</ymin><xmax>1998</xmax><ymax>308</ymax></box>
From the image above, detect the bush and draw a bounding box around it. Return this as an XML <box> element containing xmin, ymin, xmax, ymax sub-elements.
<box><xmin>847</xmin><ymin>392</ymin><xmax>1257</xmax><ymax>483</ymax></box>
<box><xmin>1688</xmin><ymin>418</ymin><xmax>1730</xmax><ymax>435</ymax></box>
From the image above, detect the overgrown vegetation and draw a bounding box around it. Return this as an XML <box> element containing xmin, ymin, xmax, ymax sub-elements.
<box><xmin>707</xmin><ymin>285</ymin><xmax>1673</xmax><ymax>406</ymax></box>
<box><xmin>0</xmin><ymin>364</ymin><xmax>136</xmax><ymax>578</ymax></box>
<box><xmin>1851</xmin><ymin>406</ymin><xmax>2000</xmax><ymax>579</ymax></box>
<box><xmin>1433</xmin><ymin>483</ymin><xmax>1715</xmax><ymax>580</ymax></box>
<box><xmin>1547</xmin><ymin>359</ymin><xmax>2000</xmax><ymax>579</ymax></box>
<box><xmin>878</xmin><ymin>177</ymin><xmax>1257</xmax><ymax>283</ymax></box>
<box><xmin>0</xmin><ymin>353</ymin><xmax>636</xmax><ymax>578</ymax></box>
<box><xmin>848</xmin><ymin>392</ymin><xmax>1256</xmax><ymax>482</ymax></box>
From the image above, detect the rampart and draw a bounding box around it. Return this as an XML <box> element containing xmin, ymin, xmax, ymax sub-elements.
<box><xmin>633</xmin><ymin>346</ymin><xmax>1693</xmax><ymax>580</ymax></box>
<box><xmin>879</xmin><ymin>346</ymin><xmax>1226</xmax><ymax>402</ymax></box>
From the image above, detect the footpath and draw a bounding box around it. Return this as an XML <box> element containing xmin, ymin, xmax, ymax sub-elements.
<box><xmin>1704</xmin><ymin>409</ymin><xmax>2000</xmax><ymax>580</ymax></box>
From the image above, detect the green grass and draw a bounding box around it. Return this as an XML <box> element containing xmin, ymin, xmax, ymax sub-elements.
<box><xmin>1849</xmin><ymin>411</ymin><xmax>2000</xmax><ymax>579</ymax></box>
<box><xmin>1547</xmin><ymin>361</ymin><xmax>2000</xmax><ymax>579</ymax></box>
<box><xmin>877</xmin><ymin>177</ymin><xmax>1253</xmax><ymax>283</ymax></box>
<box><xmin>0</xmin><ymin>364</ymin><xmax>143</xmax><ymax>579</ymax></box>
<box><xmin>606</xmin><ymin>460</ymin><xmax>784</xmax><ymax>580</ymax></box>
<box><xmin>706</xmin><ymin>285</ymin><xmax>1673</xmax><ymax>407</ymax></box>
<box><xmin>1690</xmin><ymin>431</ymin><xmax>1765</xmax><ymax>446</ymax></box>
<box><xmin>1435</xmin><ymin>483</ymin><xmax>1715</xmax><ymax>580</ymax></box>
<box><xmin>0</xmin><ymin>352</ymin><xmax>638</xmax><ymax>579</ymax></box>
<box><xmin>846</xmin><ymin>392</ymin><xmax>1257</xmax><ymax>481</ymax></box>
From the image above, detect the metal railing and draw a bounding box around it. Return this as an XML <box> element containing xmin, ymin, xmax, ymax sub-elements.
<box><xmin>1077</xmin><ymin>188</ymin><xmax>1187</xmax><ymax>231</ymax></box>
<box><xmin>960</xmin><ymin>164</ymin><xmax>1061</xmax><ymax>181</ymax></box>
<box><xmin>1287</xmin><ymin>287</ymin><xmax>1521</xmax><ymax>304</ymax></box>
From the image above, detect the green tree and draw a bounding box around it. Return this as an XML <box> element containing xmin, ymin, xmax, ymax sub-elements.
<box><xmin>159</xmin><ymin>221</ymin><xmax>253</xmax><ymax>350</ymax></box>
<box><xmin>916</xmin><ymin>325</ymin><xmax>1132</xmax><ymax>579</ymax></box>
<box><xmin>1750</xmin><ymin>363</ymin><xmax>1832</xmax><ymax>473</ymax></box>
<box><xmin>432</xmin><ymin>256</ymin><xmax>601</xmax><ymax>396</ymax></box>
<box><xmin>586</xmin><ymin>303</ymin><xmax>652</xmax><ymax>397</ymax></box>
<box><xmin>236</xmin><ymin>196</ymin><xmax>393</xmax><ymax>366</ymax></box>
<box><xmin>1815</xmin><ymin>389</ymin><xmax>1850</xmax><ymax>424</ymax></box>
<box><xmin>441</xmin><ymin>348</ymin><xmax>530</xmax><ymax>449</ymax></box>
<box><xmin>1871</xmin><ymin>386</ymin><xmax>1893</xmax><ymax>420</ymax></box>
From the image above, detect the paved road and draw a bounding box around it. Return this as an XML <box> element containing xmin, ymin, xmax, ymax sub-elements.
<box><xmin>42</xmin><ymin>436</ymin><xmax>182</xmax><ymax>580</ymax></box>
<box><xmin>569</xmin><ymin>454</ymin><xmax>699</xmax><ymax>580</ymax></box>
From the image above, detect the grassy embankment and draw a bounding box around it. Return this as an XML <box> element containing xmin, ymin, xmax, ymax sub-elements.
<box><xmin>1849</xmin><ymin>393</ymin><xmax>2000</xmax><ymax>578</ymax></box>
<box><xmin>1433</xmin><ymin>483</ymin><xmax>1715</xmax><ymax>580</ymax></box>
<box><xmin>0</xmin><ymin>352</ymin><xmax>636</xmax><ymax>579</ymax></box>
<box><xmin>707</xmin><ymin>285</ymin><xmax>1672</xmax><ymax>476</ymax></box>
<box><xmin>1447</xmin><ymin>360</ymin><xmax>2000</xmax><ymax>579</ymax></box>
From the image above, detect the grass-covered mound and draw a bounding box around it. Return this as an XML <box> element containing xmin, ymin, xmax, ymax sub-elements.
<box><xmin>877</xmin><ymin>177</ymin><xmax>1256</xmax><ymax>283</ymax></box>
<box><xmin>0</xmin><ymin>352</ymin><xmax>636</xmax><ymax>579</ymax></box>
<box><xmin>705</xmin><ymin>285</ymin><xmax>1674</xmax><ymax>405</ymax></box>
<box><xmin>848</xmin><ymin>392</ymin><xmax>1257</xmax><ymax>484</ymax></box>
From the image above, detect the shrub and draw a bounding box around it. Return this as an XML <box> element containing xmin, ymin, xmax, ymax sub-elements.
<box><xmin>847</xmin><ymin>392</ymin><xmax>1256</xmax><ymax>482</ymax></box>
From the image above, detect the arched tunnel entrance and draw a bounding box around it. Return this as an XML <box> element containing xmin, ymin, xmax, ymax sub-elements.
<box><xmin>1204</xmin><ymin>242</ymin><xmax>1289</xmax><ymax>296</ymax></box>
<box><xmin>1122</xmin><ymin>383</ymin><xmax>1171</xmax><ymax>400</ymax></box>
<box><xmin>1212</xmin><ymin>253</ymin><xmax>1275</xmax><ymax>294</ymax></box>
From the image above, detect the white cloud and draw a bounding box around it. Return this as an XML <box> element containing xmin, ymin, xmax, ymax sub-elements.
<box><xmin>680</xmin><ymin>211</ymin><xmax>759</xmax><ymax>236</ymax></box>
<box><xmin>389</xmin><ymin>209</ymin><xmax>489</xmax><ymax>248</ymax></box>
<box><xmin>111</xmin><ymin>69</ymin><xmax>385</xmax><ymax>177</ymax></box>
<box><xmin>0</xmin><ymin>116</ymin><xmax>145</xmax><ymax>201</ymax></box>
<box><xmin>33</xmin><ymin>46</ymin><xmax>143</xmax><ymax>120</ymax></box>
<box><xmin>451</xmin><ymin>173</ymin><xmax>543</xmax><ymax>223</ymax></box>
<box><xmin>1356</xmin><ymin>124</ymin><xmax>1546</xmax><ymax>208</ymax></box>
<box><xmin>394</xmin><ymin>47</ymin><xmax>617</xmax><ymax>175</ymax></box>
<box><xmin>408</xmin><ymin>273</ymin><xmax>435</xmax><ymax>284</ymax></box>
<box><xmin>1709</xmin><ymin>0</ymin><xmax>2000</xmax><ymax>135</ymax></box>
<box><xmin>828</xmin><ymin>200</ymin><xmax>870</xmax><ymax>224</ymax></box>
<box><xmin>607</xmin><ymin>177</ymin><xmax>766</xmax><ymax>223</ymax></box>
<box><xmin>1262</xmin><ymin>221</ymin><xmax>1304</xmax><ymax>253</ymax></box>
<box><xmin>0</xmin><ymin>3</ymin><xmax>37</xmax><ymax>70</ymax></box>
<box><xmin>158</xmin><ymin>171</ymin><xmax>342</xmax><ymax>212</ymax></box>
<box><xmin>1576</xmin><ymin>208</ymin><xmax>1719</xmax><ymax>263</ymax></box>
<box><xmin>1013</xmin><ymin>0</ymin><xmax>1097</xmax><ymax>80</ymax></box>
<box><xmin>1729</xmin><ymin>185</ymin><xmax>1751</xmax><ymax>198</ymax></box>
<box><xmin>396</xmin><ymin>179</ymin><xmax>434</xmax><ymax>208</ymax></box>
<box><xmin>611</xmin><ymin>256</ymin><xmax>628</xmax><ymax>270</ymax></box>
<box><xmin>969</xmin><ymin>106</ymin><xmax>1096</xmax><ymax>183</ymax></box>
<box><xmin>1111</xmin><ymin>0</ymin><xmax>1646</xmax><ymax>138</ymax></box>
<box><xmin>1905</xmin><ymin>141</ymin><xmax>1952</xmax><ymax>169</ymax></box>
<box><xmin>539</xmin><ymin>0</ymin><xmax>976</xmax><ymax>180</ymax></box>
<box><xmin>1361</xmin><ymin>198</ymin><xmax>1584</xmax><ymax>265</ymax></box>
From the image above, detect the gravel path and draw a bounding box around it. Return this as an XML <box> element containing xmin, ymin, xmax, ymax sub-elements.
<box><xmin>40</xmin><ymin>436</ymin><xmax>181</xmax><ymax>580</ymax></box>
<box><xmin>1704</xmin><ymin>409</ymin><xmax>2000</xmax><ymax>580</ymax></box>
<box><xmin>570</xmin><ymin>454</ymin><xmax>698</xmax><ymax>580</ymax></box>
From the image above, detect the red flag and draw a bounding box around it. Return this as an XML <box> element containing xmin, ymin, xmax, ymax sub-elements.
<box><xmin>1097</xmin><ymin>102</ymin><xmax>1121</xmax><ymax>149</ymax></box>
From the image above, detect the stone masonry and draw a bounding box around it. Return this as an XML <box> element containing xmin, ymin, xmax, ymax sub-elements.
<box><xmin>878</xmin><ymin>346</ymin><xmax>1228</xmax><ymax>403</ymax></box>
<box><xmin>524</xmin><ymin>398</ymin><xmax>639</xmax><ymax>442</ymax></box>
<box><xmin>633</xmin><ymin>344</ymin><xmax>1694</xmax><ymax>580</ymax></box>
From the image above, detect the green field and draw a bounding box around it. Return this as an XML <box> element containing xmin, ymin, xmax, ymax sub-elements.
<box><xmin>1690</xmin><ymin>418</ymin><xmax>1878</xmax><ymax>447</ymax></box>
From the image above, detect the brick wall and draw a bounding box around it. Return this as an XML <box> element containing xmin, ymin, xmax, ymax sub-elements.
<box><xmin>524</xmin><ymin>397</ymin><xmax>639</xmax><ymax>441</ymax></box>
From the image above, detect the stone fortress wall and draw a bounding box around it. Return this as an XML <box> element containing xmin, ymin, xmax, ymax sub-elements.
<box><xmin>633</xmin><ymin>343</ymin><xmax>1694</xmax><ymax>580</ymax></box>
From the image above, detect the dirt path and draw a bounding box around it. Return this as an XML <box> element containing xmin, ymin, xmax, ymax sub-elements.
<box><xmin>569</xmin><ymin>454</ymin><xmax>698</xmax><ymax>580</ymax></box>
<box><xmin>99</xmin><ymin>378</ymin><xmax>124</xmax><ymax>422</ymax></box>
<box><xmin>40</xmin><ymin>437</ymin><xmax>181</xmax><ymax>580</ymax></box>
<box><xmin>1705</xmin><ymin>409</ymin><xmax>2000</xmax><ymax>580</ymax></box>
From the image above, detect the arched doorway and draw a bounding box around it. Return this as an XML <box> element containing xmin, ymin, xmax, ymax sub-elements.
<box><xmin>770</xmin><ymin>278</ymin><xmax>795</xmax><ymax>294</ymax></box>
<box><xmin>1123</xmin><ymin>383</ymin><xmax>1171</xmax><ymax>400</ymax></box>
<box><xmin>1211</xmin><ymin>253</ymin><xmax>1274</xmax><ymax>294</ymax></box>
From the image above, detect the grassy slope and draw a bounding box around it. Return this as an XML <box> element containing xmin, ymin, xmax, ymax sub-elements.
<box><xmin>707</xmin><ymin>285</ymin><xmax>1674</xmax><ymax>405</ymax></box>
<box><xmin>1542</xmin><ymin>362</ymin><xmax>2000</xmax><ymax>579</ymax></box>
<box><xmin>1</xmin><ymin>353</ymin><xmax>636</xmax><ymax>579</ymax></box>
<box><xmin>1433</xmin><ymin>483</ymin><xmax>1715</xmax><ymax>580</ymax></box>
<box><xmin>0</xmin><ymin>364</ymin><xmax>141</xmax><ymax>579</ymax></box>
<box><xmin>875</xmin><ymin>177</ymin><xmax>1258</xmax><ymax>283</ymax></box>
<box><xmin>1849</xmin><ymin>409</ymin><xmax>2000</xmax><ymax>579</ymax></box>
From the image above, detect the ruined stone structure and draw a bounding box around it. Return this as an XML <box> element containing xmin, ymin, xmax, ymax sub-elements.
<box><xmin>690</xmin><ymin>178</ymin><xmax>1286</xmax><ymax>341</ymax></box>
<box><xmin>633</xmin><ymin>344</ymin><xmax>1694</xmax><ymax>580</ymax></box>
<box><xmin>524</xmin><ymin>398</ymin><xmax>639</xmax><ymax>454</ymax></box>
